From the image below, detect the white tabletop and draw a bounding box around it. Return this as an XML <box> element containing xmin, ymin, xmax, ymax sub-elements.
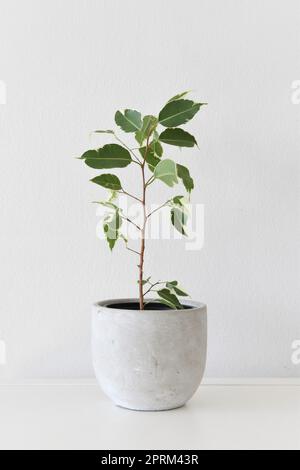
<box><xmin>0</xmin><ymin>379</ymin><xmax>299</xmax><ymax>450</ymax></box>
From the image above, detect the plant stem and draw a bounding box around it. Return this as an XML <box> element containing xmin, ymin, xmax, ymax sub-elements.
<box><xmin>138</xmin><ymin>130</ymin><xmax>153</xmax><ymax>310</ymax></box>
<box><xmin>139</xmin><ymin>162</ymin><xmax>147</xmax><ymax>310</ymax></box>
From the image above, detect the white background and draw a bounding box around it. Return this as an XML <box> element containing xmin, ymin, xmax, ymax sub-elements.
<box><xmin>0</xmin><ymin>0</ymin><xmax>299</xmax><ymax>379</ymax></box>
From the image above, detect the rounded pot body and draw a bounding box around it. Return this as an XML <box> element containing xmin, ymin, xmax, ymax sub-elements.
<box><xmin>92</xmin><ymin>299</ymin><xmax>207</xmax><ymax>411</ymax></box>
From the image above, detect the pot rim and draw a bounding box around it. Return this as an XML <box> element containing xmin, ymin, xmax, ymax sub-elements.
<box><xmin>93</xmin><ymin>298</ymin><xmax>206</xmax><ymax>313</ymax></box>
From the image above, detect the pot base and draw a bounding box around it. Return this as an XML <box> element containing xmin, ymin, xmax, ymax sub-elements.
<box><xmin>92</xmin><ymin>299</ymin><xmax>207</xmax><ymax>412</ymax></box>
<box><xmin>115</xmin><ymin>402</ymin><xmax>186</xmax><ymax>412</ymax></box>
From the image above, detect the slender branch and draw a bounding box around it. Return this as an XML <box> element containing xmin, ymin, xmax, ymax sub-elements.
<box><xmin>126</xmin><ymin>246</ymin><xmax>140</xmax><ymax>256</ymax></box>
<box><xmin>121</xmin><ymin>215</ymin><xmax>141</xmax><ymax>231</ymax></box>
<box><xmin>120</xmin><ymin>235</ymin><xmax>140</xmax><ymax>256</ymax></box>
<box><xmin>143</xmin><ymin>281</ymin><xmax>165</xmax><ymax>297</ymax></box>
<box><xmin>90</xmin><ymin>129</ymin><xmax>142</xmax><ymax>164</ymax></box>
<box><xmin>113</xmin><ymin>133</ymin><xmax>142</xmax><ymax>164</ymax></box>
<box><xmin>120</xmin><ymin>190</ymin><xmax>143</xmax><ymax>203</ymax></box>
<box><xmin>147</xmin><ymin>200</ymin><xmax>171</xmax><ymax>219</ymax></box>
<box><xmin>145</xmin><ymin>175</ymin><xmax>155</xmax><ymax>187</ymax></box>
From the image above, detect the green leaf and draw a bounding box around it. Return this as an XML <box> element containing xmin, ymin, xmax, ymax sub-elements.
<box><xmin>138</xmin><ymin>140</ymin><xmax>163</xmax><ymax>171</ymax></box>
<box><xmin>146</xmin><ymin>153</ymin><xmax>160</xmax><ymax>172</ymax></box>
<box><xmin>135</xmin><ymin>115</ymin><xmax>158</xmax><ymax>145</ymax></box>
<box><xmin>157</xmin><ymin>289</ymin><xmax>182</xmax><ymax>309</ymax></box>
<box><xmin>172</xmin><ymin>195</ymin><xmax>185</xmax><ymax>206</ymax></box>
<box><xmin>103</xmin><ymin>209</ymin><xmax>122</xmax><ymax>251</ymax></box>
<box><xmin>166</xmin><ymin>280</ymin><xmax>178</xmax><ymax>286</ymax></box>
<box><xmin>139</xmin><ymin>147</ymin><xmax>160</xmax><ymax>172</ymax></box>
<box><xmin>154</xmin><ymin>159</ymin><xmax>178</xmax><ymax>187</ymax></box>
<box><xmin>173</xmin><ymin>286</ymin><xmax>188</xmax><ymax>297</ymax></box>
<box><xmin>166</xmin><ymin>281</ymin><xmax>188</xmax><ymax>297</ymax></box>
<box><xmin>79</xmin><ymin>149</ymin><xmax>97</xmax><ymax>160</ymax></box>
<box><xmin>167</xmin><ymin>91</ymin><xmax>190</xmax><ymax>103</ymax></box>
<box><xmin>150</xmin><ymin>140</ymin><xmax>163</xmax><ymax>157</ymax></box>
<box><xmin>153</xmin><ymin>130</ymin><xmax>159</xmax><ymax>141</ymax></box>
<box><xmin>171</xmin><ymin>206</ymin><xmax>188</xmax><ymax>236</ymax></box>
<box><xmin>159</xmin><ymin>128</ymin><xmax>197</xmax><ymax>147</ymax></box>
<box><xmin>91</xmin><ymin>174</ymin><xmax>122</xmax><ymax>191</ymax></box>
<box><xmin>155</xmin><ymin>300</ymin><xmax>173</xmax><ymax>309</ymax></box>
<box><xmin>104</xmin><ymin>227</ymin><xmax>118</xmax><ymax>250</ymax></box>
<box><xmin>84</xmin><ymin>144</ymin><xmax>132</xmax><ymax>169</ymax></box>
<box><xmin>159</xmin><ymin>99</ymin><xmax>203</xmax><ymax>127</ymax></box>
<box><xmin>177</xmin><ymin>164</ymin><xmax>194</xmax><ymax>193</ymax></box>
<box><xmin>94</xmin><ymin>192</ymin><xmax>123</xmax><ymax>251</ymax></box>
<box><xmin>115</xmin><ymin>109</ymin><xmax>143</xmax><ymax>133</ymax></box>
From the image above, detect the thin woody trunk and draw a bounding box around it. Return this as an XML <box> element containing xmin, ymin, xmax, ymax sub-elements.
<box><xmin>138</xmin><ymin>234</ymin><xmax>145</xmax><ymax>310</ymax></box>
<box><xmin>139</xmin><ymin>161</ymin><xmax>147</xmax><ymax>310</ymax></box>
<box><xmin>138</xmin><ymin>134</ymin><xmax>151</xmax><ymax>310</ymax></box>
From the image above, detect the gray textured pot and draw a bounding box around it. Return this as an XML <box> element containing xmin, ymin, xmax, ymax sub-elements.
<box><xmin>92</xmin><ymin>299</ymin><xmax>207</xmax><ymax>411</ymax></box>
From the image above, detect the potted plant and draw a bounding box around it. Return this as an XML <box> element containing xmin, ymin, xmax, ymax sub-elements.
<box><xmin>79</xmin><ymin>92</ymin><xmax>207</xmax><ymax>411</ymax></box>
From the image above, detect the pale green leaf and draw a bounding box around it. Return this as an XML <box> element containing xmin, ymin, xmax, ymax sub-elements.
<box><xmin>150</xmin><ymin>140</ymin><xmax>163</xmax><ymax>157</ymax></box>
<box><xmin>135</xmin><ymin>115</ymin><xmax>158</xmax><ymax>145</ymax></box>
<box><xmin>171</xmin><ymin>206</ymin><xmax>188</xmax><ymax>236</ymax></box>
<box><xmin>167</xmin><ymin>91</ymin><xmax>190</xmax><ymax>103</ymax></box>
<box><xmin>115</xmin><ymin>109</ymin><xmax>143</xmax><ymax>133</ymax></box>
<box><xmin>103</xmin><ymin>210</ymin><xmax>122</xmax><ymax>251</ymax></box>
<box><xmin>153</xmin><ymin>130</ymin><xmax>160</xmax><ymax>143</ymax></box>
<box><xmin>154</xmin><ymin>159</ymin><xmax>178</xmax><ymax>187</ymax></box>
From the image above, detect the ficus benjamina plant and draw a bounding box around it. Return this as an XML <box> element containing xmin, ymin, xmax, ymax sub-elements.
<box><xmin>79</xmin><ymin>91</ymin><xmax>206</xmax><ymax>310</ymax></box>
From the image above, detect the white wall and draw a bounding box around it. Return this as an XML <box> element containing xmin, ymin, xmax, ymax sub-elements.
<box><xmin>0</xmin><ymin>0</ymin><xmax>299</xmax><ymax>379</ymax></box>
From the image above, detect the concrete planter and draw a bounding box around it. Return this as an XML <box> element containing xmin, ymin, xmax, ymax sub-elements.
<box><xmin>92</xmin><ymin>299</ymin><xmax>207</xmax><ymax>411</ymax></box>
